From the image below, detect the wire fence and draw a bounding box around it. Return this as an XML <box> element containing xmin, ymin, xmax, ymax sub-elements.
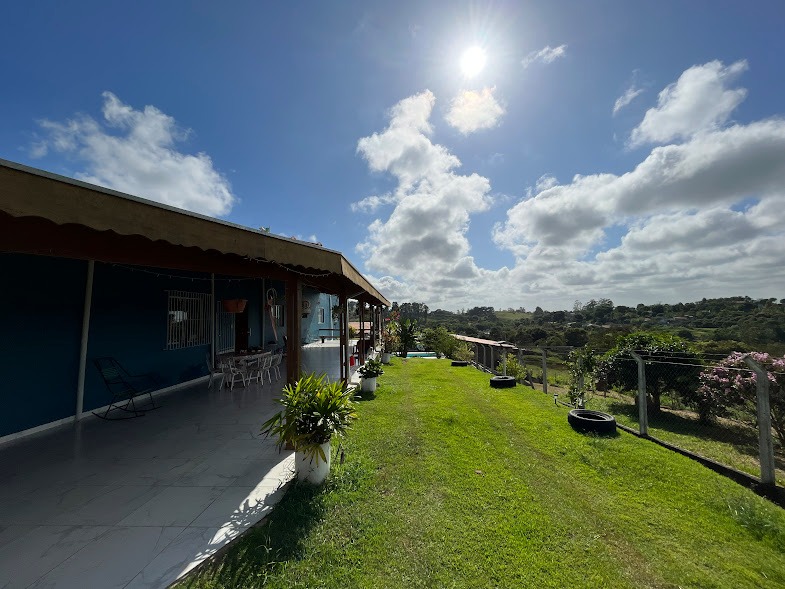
<box><xmin>476</xmin><ymin>344</ymin><xmax>784</xmax><ymax>489</ymax></box>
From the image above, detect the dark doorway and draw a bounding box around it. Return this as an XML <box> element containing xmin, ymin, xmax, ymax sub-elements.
<box><xmin>234</xmin><ymin>309</ymin><xmax>249</xmax><ymax>351</ymax></box>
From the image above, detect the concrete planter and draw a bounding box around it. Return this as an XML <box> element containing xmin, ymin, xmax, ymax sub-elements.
<box><xmin>361</xmin><ymin>376</ymin><xmax>377</xmax><ymax>392</ymax></box>
<box><xmin>381</xmin><ymin>352</ymin><xmax>392</xmax><ymax>364</ymax></box>
<box><xmin>295</xmin><ymin>440</ymin><xmax>331</xmax><ymax>484</ymax></box>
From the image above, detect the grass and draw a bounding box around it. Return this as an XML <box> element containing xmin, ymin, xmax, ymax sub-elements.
<box><xmin>179</xmin><ymin>359</ymin><xmax>785</xmax><ymax>589</ymax></box>
<box><xmin>588</xmin><ymin>390</ymin><xmax>785</xmax><ymax>485</ymax></box>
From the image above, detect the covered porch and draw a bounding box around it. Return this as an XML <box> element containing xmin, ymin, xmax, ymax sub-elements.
<box><xmin>0</xmin><ymin>377</ymin><xmax>292</xmax><ymax>588</ymax></box>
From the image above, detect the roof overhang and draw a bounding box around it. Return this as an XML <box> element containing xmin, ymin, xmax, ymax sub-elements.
<box><xmin>0</xmin><ymin>158</ymin><xmax>389</xmax><ymax>306</ymax></box>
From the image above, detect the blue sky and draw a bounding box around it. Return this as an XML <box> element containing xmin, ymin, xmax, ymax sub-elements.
<box><xmin>2</xmin><ymin>1</ymin><xmax>784</xmax><ymax>310</ymax></box>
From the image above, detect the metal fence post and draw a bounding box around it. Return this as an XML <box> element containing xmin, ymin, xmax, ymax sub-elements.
<box><xmin>743</xmin><ymin>357</ymin><xmax>776</xmax><ymax>486</ymax></box>
<box><xmin>630</xmin><ymin>352</ymin><xmax>648</xmax><ymax>436</ymax></box>
<box><xmin>541</xmin><ymin>348</ymin><xmax>548</xmax><ymax>395</ymax></box>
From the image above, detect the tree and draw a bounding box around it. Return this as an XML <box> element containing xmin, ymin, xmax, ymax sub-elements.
<box><xmin>422</xmin><ymin>326</ymin><xmax>457</xmax><ymax>358</ymax></box>
<box><xmin>398</xmin><ymin>319</ymin><xmax>419</xmax><ymax>356</ymax></box>
<box><xmin>564</xmin><ymin>327</ymin><xmax>589</xmax><ymax>348</ymax></box>
<box><xmin>597</xmin><ymin>332</ymin><xmax>701</xmax><ymax>412</ymax></box>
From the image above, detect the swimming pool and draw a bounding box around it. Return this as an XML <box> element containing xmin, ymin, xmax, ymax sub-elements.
<box><xmin>406</xmin><ymin>351</ymin><xmax>438</xmax><ymax>358</ymax></box>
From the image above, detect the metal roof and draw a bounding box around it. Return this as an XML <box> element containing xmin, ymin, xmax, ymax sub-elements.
<box><xmin>0</xmin><ymin>158</ymin><xmax>389</xmax><ymax>306</ymax></box>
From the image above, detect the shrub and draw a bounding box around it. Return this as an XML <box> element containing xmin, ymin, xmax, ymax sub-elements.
<box><xmin>697</xmin><ymin>352</ymin><xmax>785</xmax><ymax>445</ymax></box>
<box><xmin>452</xmin><ymin>342</ymin><xmax>474</xmax><ymax>362</ymax></box>
<box><xmin>597</xmin><ymin>332</ymin><xmax>701</xmax><ymax>412</ymax></box>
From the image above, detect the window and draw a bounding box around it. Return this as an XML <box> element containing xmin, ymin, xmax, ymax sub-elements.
<box><xmin>318</xmin><ymin>307</ymin><xmax>325</xmax><ymax>324</ymax></box>
<box><xmin>166</xmin><ymin>291</ymin><xmax>212</xmax><ymax>350</ymax></box>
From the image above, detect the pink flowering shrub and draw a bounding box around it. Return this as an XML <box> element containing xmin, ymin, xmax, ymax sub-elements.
<box><xmin>697</xmin><ymin>352</ymin><xmax>785</xmax><ymax>447</ymax></box>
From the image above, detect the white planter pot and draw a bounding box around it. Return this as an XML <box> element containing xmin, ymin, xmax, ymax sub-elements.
<box><xmin>295</xmin><ymin>440</ymin><xmax>331</xmax><ymax>484</ymax></box>
<box><xmin>361</xmin><ymin>376</ymin><xmax>377</xmax><ymax>392</ymax></box>
<box><xmin>381</xmin><ymin>352</ymin><xmax>391</xmax><ymax>364</ymax></box>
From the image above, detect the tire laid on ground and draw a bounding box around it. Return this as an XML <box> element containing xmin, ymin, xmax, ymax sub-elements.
<box><xmin>490</xmin><ymin>376</ymin><xmax>516</xmax><ymax>389</ymax></box>
<box><xmin>451</xmin><ymin>360</ymin><xmax>469</xmax><ymax>367</ymax></box>
<box><xmin>567</xmin><ymin>409</ymin><xmax>617</xmax><ymax>434</ymax></box>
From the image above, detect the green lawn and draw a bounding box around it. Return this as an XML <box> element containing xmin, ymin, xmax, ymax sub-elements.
<box><xmin>179</xmin><ymin>359</ymin><xmax>785</xmax><ymax>589</ymax></box>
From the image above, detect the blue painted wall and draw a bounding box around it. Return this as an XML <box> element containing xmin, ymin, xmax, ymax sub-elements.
<box><xmin>301</xmin><ymin>289</ymin><xmax>336</xmax><ymax>343</ymax></box>
<box><xmin>0</xmin><ymin>254</ymin><xmax>85</xmax><ymax>436</ymax></box>
<box><xmin>0</xmin><ymin>254</ymin><xmax>275</xmax><ymax>438</ymax></box>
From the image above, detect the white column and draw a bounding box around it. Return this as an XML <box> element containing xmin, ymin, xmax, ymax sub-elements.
<box><xmin>76</xmin><ymin>260</ymin><xmax>95</xmax><ymax>420</ymax></box>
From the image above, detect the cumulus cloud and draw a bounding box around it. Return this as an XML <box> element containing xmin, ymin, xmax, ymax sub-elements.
<box><xmin>612</xmin><ymin>84</ymin><xmax>644</xmax><ymax>115</ymax></box>
<box><xmin>356</xmin><ymin>63</ymin><xmax>785</xmax><ymax>311</ymax></box>
<box><xmin>445</xmin><ymin>87</ymin><xmax>505</xmax><ymax>134</ymax></box>
<box><xmin>630</xmin><ymin>60</ymin><xmax>748</xmax><ymax>146</ymax></box>
<box><xmin>354</xmin><ymin>91</ymin><xmax>496</xmax><ymax>304</ymax></box>
<box><xmin>521</xmin><ymin>44</ymin><xmax>567</xmax><ymax>69</ymax></box>
<box><xmin>495</xmin><ymin>119</ymin><xmax>785</xmax><ymax>255</ymax></box>
<box><xmin>33</xmin><ymin>92</ymin><xmax>235</xmax><ymax>216</ymax></box>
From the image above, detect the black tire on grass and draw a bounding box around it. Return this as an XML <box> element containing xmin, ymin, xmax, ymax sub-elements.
<box><xmin>490</xmin><ymin>376</ymin><xmax>516</xmax><ymax>389</ymax></box>
<box><xmin>567</xmin><ymin>409</ymin><xmax>617</xmax><ymax>434</ymax></box>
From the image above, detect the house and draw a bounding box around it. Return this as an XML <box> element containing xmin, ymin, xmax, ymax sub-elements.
<box><xmin>0</xmin><ymin>158</ymin><xmax>389</xmax><ymax>441</ymax></box>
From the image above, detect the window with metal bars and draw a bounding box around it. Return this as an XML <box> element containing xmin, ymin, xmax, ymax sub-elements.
<box><xmin>165</xmin><ymin>291</ymin><xmax>212</xmax><ymax>350</ymax></box>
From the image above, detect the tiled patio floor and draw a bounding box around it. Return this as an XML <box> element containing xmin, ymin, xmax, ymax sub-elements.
<box><xmin>0</xmin><ymin>375</ymin><xmax>294</xmax><ymax>588</ymax></box>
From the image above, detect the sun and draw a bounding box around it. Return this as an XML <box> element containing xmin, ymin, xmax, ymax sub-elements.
<box><xmin>460</xmin><ymin>45</ymin><xmax>487</xmax><ymax>78</ymax></box>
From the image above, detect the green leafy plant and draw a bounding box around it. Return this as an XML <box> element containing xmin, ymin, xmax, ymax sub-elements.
<box><xmin>260</xmin><ymin>373</ymin><xmax>357</xmax><ymax>464</ymax></box>
<box><xmin>358</xmin><ymin>357</ymin><xmax>384</xmax><ymax>378</ymax></box>
<box><xmin>399</xmin><ymin>319</ymin><xmax>419</xmax><ymax>356</ymax></box>
<box><xmin>567</xmin><ymin>347</ymin><xmax>598</xmax><ymax>407</ymax></box>
<box><xmin>452</xmin><ymin>342</ymin><xmax>474</xmax><ymax>362</ymax></box>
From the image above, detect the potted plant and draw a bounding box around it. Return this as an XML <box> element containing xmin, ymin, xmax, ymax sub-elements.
<box><xmin>260</xmin><ymin>373</ymin><xmax>357</xmax><ymax>484</ymax></box>
<box><xmin>358</xmin><ymin>357</ymin><xmax>384</xmax><ymax>392</ymax></box>
<box><xmin>380</xmin><ymin>322</ymin><xmax>399</xmax><ymax>365</ymax></box>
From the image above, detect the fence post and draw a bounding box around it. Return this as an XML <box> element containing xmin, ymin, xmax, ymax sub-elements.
<box><xmin>577</xmin><ymin>354</ymin><xmax>585</xmax><ymax>409</ymax></box>
<box><xmin>502</xmin><ymin>350</ymin><xmax>507</xmax><ymax>376</ymax></box>
<box><xmin>541</xmin><ymin>348</ymin><xmax>548</xmax><ymax>395</ymax></box>
<box><xmin>630</xmin><ymin>352</ymin><xmax>648</xmax><ymax>436</ymax></box>
<box><xmin>743</xmin><ymin>356</ymin><xmax>776</xmax><ymax>486</ymax></box>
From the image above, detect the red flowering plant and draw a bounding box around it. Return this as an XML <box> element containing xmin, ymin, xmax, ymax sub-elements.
<box><xmin>696</xmin><ymin>351</ymin><xmax>785</xmax><ymax>446</ymax></box>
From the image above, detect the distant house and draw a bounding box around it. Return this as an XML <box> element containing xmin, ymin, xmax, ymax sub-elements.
<box><xmin>0</xmin><ymin>159</ymin><xmax>388</xmax><ymax>440</ymax></box>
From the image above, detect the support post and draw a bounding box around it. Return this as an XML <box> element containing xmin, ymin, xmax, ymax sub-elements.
<box><xmin>210</xmin><ymin>273</ymin><xmax>215</xmax><ymax>369</ymax></box>
<box><xmin>285</xmin><ymin>276</ymin><xmax>303</xmax><ymax>384</ymax></box>
<box><xmin>541</xmin><ymin>348</ymin><xmax>548</xmax><ymax>396</ymax></box>
<box><xmin>76</xmin><ymin>260</ymin><xmax>95</xmax><ymax>420</ymax></box>
<box><xmin>359</xmin><ymin>302</ymin><xmax>365</xmax><ymax>364</ymax></box>
<box><xmin>340</xmin><ymin>293</ymin><xmax>350</xmax><ymax>386</ymax></box>
<box><xmin>502</xmin><ymin>349</ymin><xmax>507</xmax><ymax>376</ymax></box>
<box><xmin>490</xmin><ymin>346</ymin><xmax>496</xmax><ymax>374</ymax></box>
<box><xmin>631</xmin><ymin>351</ymin><xmax>648</xmax><ymax>436</ymax></box>
<box><xmin>744</xmin><ymin>356</ymin><xmax>776</xmax><ymax>486</ymax></box>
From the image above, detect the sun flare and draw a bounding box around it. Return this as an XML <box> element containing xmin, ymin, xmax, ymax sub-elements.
<box><xmin>460</xmin><ymin>46</ymin><xmax>487</xmax><ymax>78</ymax></box>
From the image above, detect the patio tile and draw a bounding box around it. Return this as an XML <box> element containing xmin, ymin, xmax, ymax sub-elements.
<box><xmin>48</xmin><ymin>485</ymin><xmax>164</xmax><ymax>526</ymax></box>
<box><xmin>118</xmin><ymin>486</ymin><xmax>226</xmax><ymax>527</ymax></box>
<box><xmin>0</xmin><ymin>525</ymin><xmax>110</xmax><ymax>589</ymax></box>
<box><xmin>28</xmin><ymin>526</ymin><xmax>183</xmax><ymax>589</ymax></box>
<box><xmin>0</xmin><ymin>485</ymin><xmax>116</xmax><ymax>526</ymax></box>
<box><xmin>124</xmin><ymin>526</ymin><xmax>245</xmax><ymax>588</ymax></box>
<box><xmin>189</xmin><ymin>483</ymin><xmax>287</xmax><ymax>529</ymax></box>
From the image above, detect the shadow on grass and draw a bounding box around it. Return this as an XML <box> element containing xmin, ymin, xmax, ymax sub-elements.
<box><xmin>354</xmin><ymin>389</ymin><xmax>376</xmax><ymax>402</ymax></box>
<box><xmin>599</xmin><ymin>396</ymin><xmax>785</xmax><ymax>473</ymax></box>
<box><xmin>181</xmin><ymin>482</ymin><xmax>328</xmax><ymax>588</ymax></box>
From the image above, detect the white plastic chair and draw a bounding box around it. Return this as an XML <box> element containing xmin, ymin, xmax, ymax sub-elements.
<box><xmin>206</xmin><ymin>353</ymin><xmax>225</xmax><ymax>390</ymax></box>
<box><xmin>221</xmin><ymin>357</ymin><xmax>247</xmax><ymax>390</ymax></box>
<box><xmin>270</xmin><ymin>352</ymin><xmax>283</xmax><ymax>381</ymax></box>
<box><xmin>243</xmin><ymin>353</ymin><xmax>265</xmax><ymax>384</ymax></box>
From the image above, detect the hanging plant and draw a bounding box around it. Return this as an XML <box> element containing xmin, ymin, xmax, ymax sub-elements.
<box><xmin>222</xmin><ymin>299</ymin><xmax>248</xmax><ymax>313</ymax></box>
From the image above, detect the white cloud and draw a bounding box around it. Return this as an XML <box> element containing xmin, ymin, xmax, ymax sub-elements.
<box><xmin>356</xmin><ymin>64</ymin><xmax>785</xmax><ymax>311</ymax></box>
<box><xmin>354</xmin><ymin>91</ymin><xmax>496</xmax><ymax>304</ymax></box>
<box><xmin>521</xmin><ymin>44</ymin><xmax>567</xmax><ymax>69</ymax></box>
<box><xmin>34</xmin><ymin>92</ymin><xmax>236</xmax><ymax>216</ymax></box>
<box><xmin>630</xmin><ymin>60</ymin><xmax>748</xmax><ymax>146</ymax></box>
<box><xmin>612</xmin><ymin>85</ymin><xmax>644</xmax><ymax>115</ymax></box>
<box><xmin>445</xmin><ymin>87</ymin><xmax>505</xmax><ymax>134</ymax></box>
